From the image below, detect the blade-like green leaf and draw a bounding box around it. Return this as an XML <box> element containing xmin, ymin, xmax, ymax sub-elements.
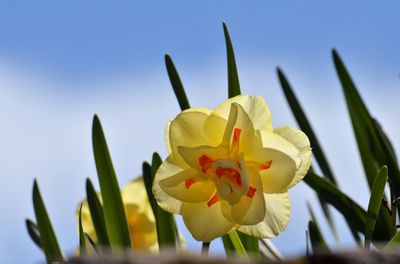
<box><xmin>277</xmin><ymin>69</ymin><xmax>337</xmax><ymax>184</ymax></box>
<box><xmin>365</xmin><ymin>166</ymin><xmax>389</xmax><ymax>249</ymax></box>
<box><xmin>165</xmin><ymin>54</ymin><xmax>190</xmax><ymax>111</ymax></box>
<box><xmin>32</xmin><ymin>180</ymin><xmax>64</xmax><ymax>263</ymax></box>
<box><xmin>79</xmin><ymin>204</ymin><xmax>87</xmax><ymax>255</ymax></box>
<box><xmin>237</xmin><ymin>231</ymin><xmax>259</xmax><ymax>257</ymax></box>
<box><xmin>277</xmin><ymin>69</ymin><xmax>345</xmax><ymax>242</ymax></box>
<box><xmin>223</xmin><ymin>22</ymin><xmax>241</xmax><ymax>98</ymax></box>
<box><xmin>142</xmin><ymin>162</ymin><xmax>157</xmax><ymax>215</ymax></box>
<box><xmin>85</xmin><ymin>178</ymin><xmax>110</xmax><ymax>247</ymax></box>
<box><xmin>332</xmin><ymin>50</ymin><xmax>400</xmax><ymax>203</ymax></box>
<box><xmin>226</xmin><ymin>231</ymin><xmax>248</xmax><ymax>257</ymax></box>
<box><xmin>148</xmin><ymin>153</ymin><xmax>178</xmax><ymax>250</ymax></box>
<box><xmin>308</xmin><ymin>220</ymin><xmax>330</xmax><ymax>253</ymax></box>
<box><xmin>304</xmin><ymin>171</ymin><xmax>390</xmax><ymax>241</ymax></box>
<box><xmin>384</xmin><ymin>231</ymin><xmax>400</xmax><ymax>250</ymax></box>
<box><xmin>92</xmin><ymin>115</ymin><xmax>131</xmax><ymax>250</ymax></box>
<box><xmin>222</xmin><ymin>234</ymin><xmax>235</xmax><ymax>258</ymax></box>
<box><xmin>25</xmin><ymin>219</ymin><xmax>42</xmax><ymax>249</ymax></box>
<box><xmin>151</xmin><ymin>152</ymin><xmax>163</xmax><ymax>180</ymax></box>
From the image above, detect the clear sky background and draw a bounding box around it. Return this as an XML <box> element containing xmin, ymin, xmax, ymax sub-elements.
<box><xmin>0</xmin><ymin>1</ymin><xmax>399</xmax><ymax>263</ymax></box>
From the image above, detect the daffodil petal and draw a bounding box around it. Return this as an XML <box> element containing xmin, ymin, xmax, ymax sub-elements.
<box><xmin>213</xmin><ymin>95</ymin><xmax>273</xmax><ymax>132</ymax></box>
<box><xmin>258</xmin><ymin>147</ymin><xmax>298</xmax><ymax>193</ymax></box>
<box><xmin>181</xmin><ymin>201</ymin><xmax>235</xmax><ymax>242</ymax></box>
<box><xmin>122</xmin><ymin>178</ymin><xmax>151</xmax><ymax>213</ymax></box>
<box><xmin>274</xmin><ymin>126</ymin><xmax>312</xmax><ymax>189</ymax></box>
<box><xmin>238</xmin><ymin>192</ymin><xmax>290</xmax><ymax>238</ymax></box>
<box><xmin>221</xmin><ymin>102</ymin><xmax>258</xmax><ymax>157</ymax></box>
<box><xmin>159</xmin><ymin>168</ymin><xmax>216</xmax><ymax>203</ymax></box>
<box><xmin>79</xmin><ymin>200</ymin><xmax>97</xmax><ymax>241</ymax></box>
<box><xmin>177</xmin><ymin>145</ymin><xmax>228</xmax><ymax>171</ymax></box>
<box><xmin>152</xmin><ymin>157</ymin><xmax>184</xmax><ymax>214</ymax></box>
<box><xmin>221</xmin><ymin>167</ymin><xmax>266</xmax><ymax>225</ymax></box>
<box><xmin>168</xmin><ymin>108</ymin><xmax>215</xmax><ymax>166</ymax></box>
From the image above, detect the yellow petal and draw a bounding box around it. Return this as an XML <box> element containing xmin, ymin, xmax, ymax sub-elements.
<box><xmin>221</xmin><ymin>102</ymin><xmax>258</xmax><ymax>157</ymax></box>
<box><xmin>125</xmin><ymin>204</ymin><xmax>158</xmax><ymax>251</ymax></box>
<box><xmin>152</xmin><ymin>156</ymin><xmax>184</xmax><ymax>214</ymax></box>
<box><xmin>122</xmin><ymin>178</ymin><xmax>151</xmax><ymax>213</ymax></box>
<box><xmin>181</xmin><ymin>201</ymin><xmax>235</xmax><ymax>242</ymax></box>
<box><xmin>255</xmin><ymin>131</ymin><xmax>301</xmax><ymax>193</ymax></box>
<box><xmin>238</xmin><ymin>192</ymin><xmax>290</xmax><ymax>238</ymax></box>
<box><xmin>221</xmin><ymin>166</ymin><xmax>266</xmax><ymax>225</ymax></box>
<box><xmin>274</xmin><ymin>126</ymin><xmax>312</xmax><ymax>189</ymax></box>
<box><xmin>177</xmin><ymin>144</ymin><xmax>228</xmax><ymax>171</ymax></box>
<box><xmin>168</xmin><ymin>108</ymin><xmax>218</xmax><ymax>166</ymax></box>
<box><xmin>79</xmin><ymin>200</ymin><xmax>97</xmax><ymax>241</ymax></box>
<box><xmin>213</xmin><ymin>94</ymin><xmax>273</xmax><ymax>132</ymax></box>
<box><xmin>159</xmin><ymin>167</ymin><xmax>216</xmax><ymax>203</ymax></box>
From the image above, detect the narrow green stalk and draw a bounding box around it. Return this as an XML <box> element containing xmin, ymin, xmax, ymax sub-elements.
<box><xmin>201</xmin><ymin>242</ymin><xmax>210</xmax><ymax>256</ymax></box>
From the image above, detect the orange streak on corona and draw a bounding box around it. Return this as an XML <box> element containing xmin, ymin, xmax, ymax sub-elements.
<box><xmin>207</xmin><ymin>193</ymin><xmax>220</xmax><ymax>207</ymax></box>
<box><xmin>198</xmin><ymin>155</ymin><xmax>215</xmax><ymax>173</ymax></box>
<box><xmin>259</xmin><ymin>160</ymin><xmax>272</xmax><ymax>170</ymax></box>
<box><xmin>246</xmin><ymin>186</ymin><xmax>257</xmax><ymax>198</ymax></box>
<box><xmin>184</xmin><ymin>178</ymin><xmax>197</xmax><ymax>189</ymax></box>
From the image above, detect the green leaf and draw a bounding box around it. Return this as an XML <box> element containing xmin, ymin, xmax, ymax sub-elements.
<box><xmin>92</xmin><ymin>115</ymin><xmax>131</xmax><ymax>250</ymax></box>
<box><xmin>32</xmin><ymin>180</ymin><xmax>64</xmax><ymax>263</ymax></box>
<box><xmin>25</xmin><ymin>219</ymin><xmax>42</xmax><ymax>249</ymax></box>
<box><xmin>277</xmin><ymin>69</ymin><xmax>337</xmax><ymax>184</ymax></box>
<box><xmin>223</xmin><ymin>22</ymin><xmax>241</xmax><ymax>98</ymax></box>
<box><xmin>165</xmin><ymin>54</ymin><xmax>190</xmax><ymax>111</ymax></box>
<box><xmin>304</xmin><ymin>171</ymin><xmax>390</xmax><ymax>241</ymax></box>
<box><xmin>365</xmin><ymin>166</ymin><xmax>389</xmax><ymax>249</ymax></box>
<box><xmin>148</xmin><ymin>154</ymin><xmax>178</xmax><ymax>250</ymax></box>
<box><xmin>85</xmin><ymin>178</ymin><xmax>110</xmax><ymax>247</ymax></box>
<box><xmin>384</xmin><ymin>231</ymin><xmax>400</xmax><ymax>250</ymax></box>
<box><xmin>237</xmin><ymin>231</ymin><xmax>259</xmax><ymax>257</ymax></box>
<box><xmin>332</xmin><ymin>50</ymin><xmax>400</xmax><ymax>202</ymax></box>
<box><xmin>277</xmin><ymin>69</ymin><xmax>345</xmax><ymax>242</ymax></box>
<box><xmin>225</xmin><ymin>231</ymin><xmax>248</xmax><ymax>257</ymax></box>
<box><xmin>308</xmin><ymin>220</ymin><xmax>330</xmax><ymax>253</ymax></box>
<box><xmin>79</xmin><ymin>204</ymin><xmax>87</xmax><ymax>255</ymax></box>
<box><xmin>142</xmin><ymin>162</ymin><xmax>157</xmax><ymax>216</ymax></box>
<box><xmin>222</xmin><ymin>234</ymin><xmax>235</xmax><ymax>258</ymax></box>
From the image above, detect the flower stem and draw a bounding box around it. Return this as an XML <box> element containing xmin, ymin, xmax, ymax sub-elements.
<box><xmin>201</xmin><ymin>241</ymin><xmax>210</xmax><ymax>256</ymax></box>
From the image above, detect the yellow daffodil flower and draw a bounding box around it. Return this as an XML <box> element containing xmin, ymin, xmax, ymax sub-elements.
<box><xmin>153</xmin><ymin>95</ymin><xmax>311</xmax><ymax>242</ymax></box>
<box><xmin>80</xmin><ymin>177</ymin><xmax>158</xmax><ymax>252</ymax></box>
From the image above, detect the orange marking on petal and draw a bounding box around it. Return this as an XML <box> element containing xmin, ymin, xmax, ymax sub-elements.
<box><xmin>259</xmin><ymin>160</ymin><xmax>272</xmax><ymax>171</ymax></box>
<box><xmin>233</xmin><ymin>128</ymin><xmax>241</xmax><ymax>144</ymax></box>
<box><xmin>184</xmin><ymin>178</ymin><xmax>197</xmax><ymax>189</ymax></box>
<box><xmin>246</xmin><ymin>186</ymin><xmax>257</xmax><ymax>198</ymax></box>
<box><xmin>207</xmin><ymin>193</ymin><xmax>220</xmax><ymax>207</ymax></box>
<box><xmin>215</xmin><ymin>167</ymin><xmax>242</xmax><ymax>186</ymax></box>
<box><xmin>198</xmin><ymin>155</ymin><xmax>215</xmax><ymax>173</ymax></box>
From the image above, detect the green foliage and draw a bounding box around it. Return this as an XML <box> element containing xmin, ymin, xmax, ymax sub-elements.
<box><xmin>308</xmin><ymin>220</ymin><xmax>330</xmax><ymax>253</ymax></box>
<box><xmin>85</xmin><ymin>178</ymin><xmax>110</xmax><ymax>247</ymax></box>
<box><xmin>223</xmin><ymin>22</ymin><xmax>241</xmax><ymax>98</ymax></box>
<box><xmin>26</xmin><ymin>25</ymin><xmax>399</xmax><ymax>261</ymax></box>
<box><xmin>92</xmin><ymin>115</ymin><xmax>132</xmax><ymax>250</ymax></box>
<box><xmin>142</xmin><ymin>153</ymin><xmax>178</xmax><ymax>250</ymax></box>
<box><xmin>365</xmin><ymin>166</ymin><xmax>389</xmax><ymax>248</ymax></box>
<box><xmin>32</xmin><ymin>180</ymin><xmax>64</xmax><ymax>263</ymax></box>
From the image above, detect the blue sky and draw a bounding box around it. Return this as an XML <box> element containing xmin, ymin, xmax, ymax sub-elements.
<box><xmin>0</xmin><ymin>1</ymin><xmax>399</xmax><ymax>263</ymax></box>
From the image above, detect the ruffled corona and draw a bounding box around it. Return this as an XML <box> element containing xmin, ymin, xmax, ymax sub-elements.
<box><xmin>153</xmin><ymin>95</ymin><xmax>311</xmax><ymax>242</ymax></box>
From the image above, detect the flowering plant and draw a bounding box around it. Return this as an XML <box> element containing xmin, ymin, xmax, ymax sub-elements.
<box><xmin>26</xmin><ymin>23</ymin><xmax>398</xmax><ymax>263</ymax></box>
<box><xmin>153</xmin><ymin>95</ymin><xmax>311</xmax><ymax>242</ymax></box>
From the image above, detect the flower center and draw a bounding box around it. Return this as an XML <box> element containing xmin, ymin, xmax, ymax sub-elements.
<box><xmin>184</xmin><ymin>127</ymin><xmax>272</xmax><ymax>207</ymax></box>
